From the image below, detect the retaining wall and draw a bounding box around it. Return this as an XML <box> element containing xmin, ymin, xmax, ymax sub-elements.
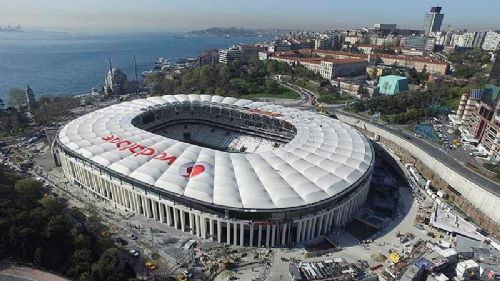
<box><xmin>337</xmin><ymin>113</ymin><xmax>500</xmax><ymax>229</ymax></box>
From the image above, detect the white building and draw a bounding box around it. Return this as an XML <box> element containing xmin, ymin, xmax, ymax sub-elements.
<box><xmin>450</xmin><ymin>32</ymin><xmax>476</xmax><ymax>48</ymax></box>
<box><xmin>482</xmin><ymin>31</ymin><xmax>500</xmax><ymax>51</ymax></box>
<box><xmin>219</xmin><ymin>46</ymin><xmax>241</xmax><ymax>64</ymax></box>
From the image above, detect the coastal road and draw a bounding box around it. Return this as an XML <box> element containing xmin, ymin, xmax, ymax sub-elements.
<box><xmin>334</xmin><ymin>110</ymin><xmax>500</xmax><ymax>196</ymax></box>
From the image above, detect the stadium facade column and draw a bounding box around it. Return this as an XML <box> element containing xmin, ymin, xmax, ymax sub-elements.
<box><xmin>166</xmin><ymin>205</ymin><xmax>172</xmax><ymax>226</ymax></box>
<box><xmin>326</xmin><ymin>210</ymin><xmax>332</xmax><ymax>231</ymax></box>
<box><xmin>196</xmin><ymin>215</ymin><xmax>201</xmax><ymax>237</ymax></box>
<box><xmin>122</xmin><ymin>189</ymin><xmax>127</xmax><ymax>207</ymax></box>
<box><xmin>249</xmin><ymin>224</ymin><xmax>254</xmax><ymax>247</ymax></box>
<box><xmin>233</xmin><ymin>222</ymin><xmax>238</xmax><ymax>246</ymax></box>
<box><xmin>135</xmin><ymin>195</ymin><xmax>142</xmax><ymax>214</ymax></box>
<box><xmin>180</xmin><ymin>210</ymin><xmax>186</xmax><ymax>231</ymax></box>
<box><xmin>131</xmin><ymin>192</ymin><xmax>137</xmax><ymax>211</ymax></box>
<box><xmin>301</xmin><ymin>220</ymin><xmax>308</xmax><ymax>241</ymax></box>
<box><xmin>152</xmin><ymin>201</ymin><xmax>159</xmax><ymax>221</ymax></box>
<box><xmin>304</xmin><ymin>219</ymin><xmax>310</xmax><ymax>241</ymax></box>
<box><xmin>128</xmin><ymin>191</ymin><xmax>134</xmax><ymax>211</ymax></box>
<box><xmin>270</xmin><ymin>225</ymin><xmax>276</xmax><ymax>247</ymax></box>
<box><xmin>257</xmin><ymin>225</ymin><xmax>262</xmax><ymax>247</ymax></box>
<box><xmin>189</xmin><ymin>213</ymin><xmax>195</xmax><ymax>234</ymax></box>
<box><xmin>333</xmin><ymin>209</ymin><xmax>340</xmax><ymax>230</ymax></box>
<box><xmin>120</xmin><ymin>188</ymin><xmax>125</xmax><ymax>208</ymax></box>
<box><xmin>296</xmin><ymin>221</ymin><xmax>302</xmax><ymax>243</ymax></box>
<box><xmin>226</xmin><ymin>221</ymin><xmax>231</xmax><ymax>244</ymax></box>
<box><xmin>209</xmin><ymin>218</ymin><xmax>214</xmax><ymax>240</ymax></box>
<box><xmin>141</xmin><ymin>197</ymin><xmax>149</xmax><ymax>218</ymax></box>
<box><xmin>217</xmin><ymin>220</ymin><xmax>222</xmax><ymax>243</ymax></box>
<box><xmin>116</xmin><ymin>186</ymin><xmax>122</xmax><ymax>205</ymax></box>
<box><xmin>200</xmin><ymin>216</ymin><xmax>206</xmax><ymax>238</ymax></box>
<box><xmin>159</xmin><ymin>203</ymin><xmax>165</xmax><ymax>223</ymax></box>
<box><xmin>310</xmin><ymin>217</ymin><xmax>317</xmax><ymax>239</ymax></box>
<box><xmin>317</xmin><ymin>214</ymin><xmax>324</xmax><ymax>236</ymax></box>
<box><xmin>338</xmin><ymin>203</ymin><xmax>346</xmax><ymax>226</ymax></box>
<box><xmin>281</xmin><ymin>223</ymin><xmax>287</xmax><ymax>245</ymax></box>
<box><xmin>265</xmin><ymin>225</ymin><xmax>271</xmax><ymax>247</ymax></box>
<box><xmin>239</xmin><ymin>223</ymin><xmax>244</xmax><ymax>247</ymax></box>
<box><xmin>173</xmin><ymin>207</ymin><xmax>179</xmax><ymax>229</ymax></box>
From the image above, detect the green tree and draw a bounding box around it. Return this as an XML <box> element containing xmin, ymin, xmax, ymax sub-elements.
<box><xmin>92</xmin><ymin>248</ymin><xmax>131</xmax><ymax>281</ymax></box>
<box><xmin>68</xmin><ymin>249</ymin><xmax>93</xmax><ymax>278</ymax></box>
<box><xmin>14</xmin><ymin>179</ymin><xmax>43</xmax><ymax>205</ymax></box>
<box><xmin>265</xmin><ymin>78</ymin><xmax>279</xmax><ymax>94</ymax></box>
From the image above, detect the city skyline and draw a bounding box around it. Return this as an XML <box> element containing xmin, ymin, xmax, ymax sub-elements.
<box><xmin>1</xmin><ymin>0</ymin><xmax>499</xmax><ymax>33</ymax></box>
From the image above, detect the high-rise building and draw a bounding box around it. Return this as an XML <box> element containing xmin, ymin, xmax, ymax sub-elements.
<box><xmin>472</xmin><ymin>31</ymin><xmax>487</xmax><ymax>49</ymax></box>
<box><xmin>218</xmin><ymin>46</ymin><xmax>241</xmax><ymax>65</ymax></box>
<box><xmin>450</xmin><ymin>32</ymin><xmax>476</xmax><ymax>48</ymax></box>
<box><xmin>372</xmin><ymin>24</ymin><xmax>397</xmax><ymax>35</ymax></box>
<box><xmin>482</xmin><ymin>31</ymin><xmax>500</xmax><ymax>51</ymax></box>
<box><xmin>402</xmin><ymin>36</ymin><xmax>428</xmax><ymax>50</ymax></box>
<box><xmin>423</xmin><ymin>6</ymin><xmax>444</xmax><ymax>36</ymax></box>
<box><xmin>198</xmin><ymin>49</ymin><xmax>219</xmax><ymax>66</ymax></box>
<box><xmin>455</xmin><ymin>52</ymin><xmax>500</xmax><ymax>160</ymax></box>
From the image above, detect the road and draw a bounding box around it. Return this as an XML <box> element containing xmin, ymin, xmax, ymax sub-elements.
<box><xmin>280</xmin><ymin>82</ymin><xmax>500</xmax><ymax>196</ymax></box>
<box><xmin>334</xmin><ymin>110</ymin><xmax>500</xmax><ymax>196</ymax></box>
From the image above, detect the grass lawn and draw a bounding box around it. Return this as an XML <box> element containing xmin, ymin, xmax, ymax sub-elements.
<box><xmin>240</xmin><ymin>86</ymin><xmax>299</xmax><ymax>100</ymax></box>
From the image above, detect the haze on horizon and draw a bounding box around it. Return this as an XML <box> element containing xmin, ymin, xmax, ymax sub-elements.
<box><xmin>1</xmin><ymin>0</ymin><xmax>499</xmax><ymax>33</ymax></box>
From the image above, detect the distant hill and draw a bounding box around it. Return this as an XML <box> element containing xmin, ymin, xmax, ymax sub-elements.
<box><xmin>188</xmin><ymin>27</ymin><xmax>258</xmax><ymax>37</ymax></box>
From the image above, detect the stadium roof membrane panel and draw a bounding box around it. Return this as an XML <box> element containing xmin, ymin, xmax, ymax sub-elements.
<box><xmin>58</xmin><ymin>95</ymin><xmax>373</xmax><ymax>210</ymax></box>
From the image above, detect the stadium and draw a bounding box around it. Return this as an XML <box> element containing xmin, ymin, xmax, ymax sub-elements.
<box><xmin>53</xmin><ymin>94</ymin><xmax>374</xmax><ymax>247</ymax></box>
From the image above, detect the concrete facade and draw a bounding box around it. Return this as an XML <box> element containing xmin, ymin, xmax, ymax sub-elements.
<box><xmin>57</xmin><ymin>149</ymin><xmax>372</xmax><ymax>247</ymax></box>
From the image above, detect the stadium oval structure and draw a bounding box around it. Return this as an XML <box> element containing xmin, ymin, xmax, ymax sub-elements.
<box><xmin>54</xmin><ymin>94</ymin><xmax>374</xmax><ymax>247</ymax></box>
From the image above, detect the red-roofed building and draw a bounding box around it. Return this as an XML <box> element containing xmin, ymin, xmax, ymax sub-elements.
<box><xmin>374</xmin><ymin>54</ymin><xmax>449</xmax><ymax>75</ymax></box>
<box><xmin>262</xmin><ymin>51</ymin><xmax>370</xmax><ymax>79</ymax></box>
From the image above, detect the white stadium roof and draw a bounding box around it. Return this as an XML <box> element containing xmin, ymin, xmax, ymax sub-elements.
<box><xmin>58</xmin><ymin>94</ymin><xmax>373</xmax><ymax>210</ymax></box>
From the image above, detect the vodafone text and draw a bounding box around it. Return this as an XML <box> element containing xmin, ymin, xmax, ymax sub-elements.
<box><xmin>101</xmin><ymin>135</ymin><xmax>177</xmax><ymax>165</ymax></box>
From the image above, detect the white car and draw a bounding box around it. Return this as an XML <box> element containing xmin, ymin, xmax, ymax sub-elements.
<box><xmin>129</xmin><ymin>249</ymin><xmax>139</xmax><ymax>257</ymax></box>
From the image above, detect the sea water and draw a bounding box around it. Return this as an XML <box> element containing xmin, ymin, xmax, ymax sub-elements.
<box><xmin>0</xmin><ymin>32</ymin><xmax>269</xmax><ymax>102</ymax></box>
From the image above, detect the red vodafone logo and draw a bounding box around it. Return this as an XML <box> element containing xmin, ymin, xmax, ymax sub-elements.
<box><xmin>179</xmin><ymin>161</ymin><xmax>212</xmax><ymax>178</ymax></box>
<box><xmin>101</xmin><ymin>135</ymin><xmax>177</xmax><ymax>165</ymax></box>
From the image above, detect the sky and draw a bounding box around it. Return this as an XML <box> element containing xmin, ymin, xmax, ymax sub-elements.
<box><xmin>1</xmin><ymin>0</ymin><xmax>499</xmax><ymax>33</ymax></box>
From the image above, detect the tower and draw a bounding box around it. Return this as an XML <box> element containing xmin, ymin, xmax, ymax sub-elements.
<box><xmin>423</xmin><ymin>6</ymin><xmax>444</xmax><ymax>36</ymax></box>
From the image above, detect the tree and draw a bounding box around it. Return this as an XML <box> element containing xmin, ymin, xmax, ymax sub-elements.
<box><xmin>92</xmin><ymin>248</ymin><xmax>131</xmax><ymax>281</ymax></box>
<box><xmin>8</xmin><ymin>88</ymin><xmax>26</xmax><ymax>108</ymax></box>
<box><xmin>68</xmin><ymin>249</ymin><xmax>93</xmax><ymax>278</ymax></box>
<box><xmin>265</xmin><ymin>78</ymin><xmax>279</xmax><ymax>94</ymax></box>
<box><xmin>14</xmin><ymin>179</ymin><xmax>43</xmax><ymax>205</ymax></box>
<box><xmin>0</xmin><ymin>98</ymin><xmax>4</xmax><ymax>110</ymax></box>
<box><xmin>266</xmin><ymin>60</ymin><xmax>278</xmax><ymax>74</ymax></box>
